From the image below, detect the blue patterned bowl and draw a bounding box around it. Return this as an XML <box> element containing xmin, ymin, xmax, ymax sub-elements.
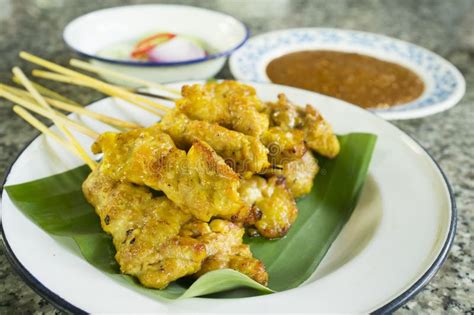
<box><xmin>230</xmin><ymin>28</ymin><xmax>465</xmax><ymax>120</ymax></box>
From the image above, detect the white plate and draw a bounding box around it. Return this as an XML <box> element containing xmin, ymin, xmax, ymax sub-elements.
<box><xmin>230</xmin><ymin>28</ymin><xmax>465</xmax><ymax>120</ymax></box>
<box><xmin>1</xmin><ymin>82</ymin><xmax>455</xmax><ymax>313</ymax></box>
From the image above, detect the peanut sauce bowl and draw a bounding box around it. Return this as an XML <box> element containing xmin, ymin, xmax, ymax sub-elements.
<box><xmin>1</xmin><ymin>81</ymin><xmax>455</xmax><ymax>313</ymax></box>
<box><xmin>230</xmin><ymin>28</ymin><xmax>465</xmax><ymax>120</ymax></box>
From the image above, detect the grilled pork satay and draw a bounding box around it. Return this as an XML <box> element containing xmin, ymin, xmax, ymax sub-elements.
<box><xmin>261</xmin><ymin>151</ymin><xmax>320</xmax><ymax>198</ymax></box>
<box><xmin>158</xmin><ymin>110</ymin><xmax>269</xmax><ymax>175</ymax></box>
<box><xmin>267</xmin><ymin>94</ymin><xmax>340</xmax><ymax>158</ymax></box>
<box><xmin>174</xmin><ymin>81</ymin><xmax>304</xmax><ymax>166</ymax></box>
<box><xmin>83</xmin><ymin>168</ymin><xmax>268</xmax><ymax>288</ymax></box>
<box><xmin>92</xmin><ymin>126</ymin><xmax>249</xmax><ymax>222</ymax></box>
<box><xmin>239</xmin><ymin>175</ymin><xmax>298</xmax><ymax>239</ymax></box>
<box><xmin>180</xmin><ymin>219</ymin><xmax>268</xmax><ymax>285</ymax></box>
<box><xmin>260</xmin><ymin>127</ymin><xmax>307</xmax><ymax>165</ymax></box>
<box><xmin>176</xmin><ymin>81</ymin><xmax>270</xmax><ymax>137</ymax></box>
<box><xmin>174</xmin><ymin>81</ymin><xmax>312</xmax><ymax>165</ymax></box>
<box><xmin>82</xmin><ymin>167</ymin><xmax>207</xmax><ymax>289</ymax></box>
<box><xmin>279</xmin><ymin>151</ymin><xmax>320</xmax><ymax>198</ymax></box>
<box><xmin>302</xmin><ymin>105</ymin><xmax>340</xmax><ymax>158</ymax></box>
<box><xmin>161</xmin><ymin>108</ymin><xmax>303</xmax><ymax>172</ymax></box>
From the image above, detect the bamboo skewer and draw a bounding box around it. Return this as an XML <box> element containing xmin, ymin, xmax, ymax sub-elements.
<box><xmin>13</xmin><ymin>67</ymin><xmax>53</xmax><ymax>110</ymax></box>
<box><xmin>1</xmin><ymin>84</ymin><xmax>140</xmax><ymax>139</ymax></box>
<box><xmin>47</xmin><ymin>98</ymin><xmax>141</xmax><ymax>130</ymax></box>
<box><xmin>32</xmin><ymin>70</ymin><xmax>176</xmax><ymax>102</ymax></box>
<box><xmin>33</xmin><ymin>70</ymin><xmax>165</xmax><ymax>116</ymax></box>
<box><xmin>0</xmin><ymin>88</ymin><xmax>99</xmax><ymax>139</ymax></box>
<box><xmin>13</xmin><ymin>106</ymin><xmax>76</xmax><ymax>151</ymax></box>
<box><xmin>13</xmin><ymin>106</ymin><xmax>96</xmax><ymax>170</ymax></box>
<box><xmin>11</xmin><ymin>67</ymin><xmax>97</xmax><ymax>170</ymax></box>
<box><xmin>70</xmin><ymin>58</ymin><xmax>181</xmax><ymax>96</ymax></box>
<box><xmin>19</xmin><ymin>52</ymin><xmax>171</xmax><ymax>115</ymax></box>
<box><xmin>131</xmin><ymin>89</ymin><xmax>178</xmax><ymax>102</ymax></box>
<box><xmin>12</xmin><ymin>75</ymin><xmax>81</xmax><ymax>106</ymax></box>
<box><xmin>31</xmin><ymin>70</ymin><xmax>89</xmax><ymax>87</ymax></box>
<box><xmin>1</xmin><ymin>84</ymin><xmax>142</xmax><ymax>130</ymax></box>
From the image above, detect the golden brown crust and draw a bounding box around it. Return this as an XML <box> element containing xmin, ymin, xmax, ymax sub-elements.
<box><xmin>281</xmin><ymin>151</ymin><xmax>320</xmax><ymax>198</ymax></box>
<box><xmin>261</xmin><ymin>127</ymin><xmax>307</xmax><ymax>165</ymax></box>
<box><xmin>93</xmin><ymin>127</ymin><xmax>248</xmax><ymax>222</ymax></box>
<box><xmin>302</xmin><ymin>105</ymin><xmax>340</xmax><ymax>158</ymax></box>
<box><xmin>239</xmin><ymin>175</ymin><xmax>298</xmax><ymax>239</ymax></box>
<box><xmin>266</xmin><ymin>94</ymin><xmax>340</xmax><ymax>159</ymax></box>
<box><xmin>83</xmin><ymin>167</ymin><xmax>268</xmax><ymax>288</ymax></box>
<box><xmin>190</xmin><ymin>140</ymin><xmax>240</xmax><ymax>180</ymax></box>
<box><xmin>158</xmin><ymin>111</ymin><xmax>270</xmax><ymax>174</ymax></box>
<box><xmin>82</xmin><ymin>168</ymin><xmax>206</xmax><ymax>289</ymax></box>
<box><xmin>181</xmin><ymin>219</ymin><xmax>268</xmax><ymax>286</ymax></box>
<box><xmin>82</xmin><ymin>81</ymin><xmax>341</xmax><ymax>290</ymax></box>
<box><xmin>177</xmin><ymin>81</ymin><xmax>269</xmax><ymax>137</ymax></box>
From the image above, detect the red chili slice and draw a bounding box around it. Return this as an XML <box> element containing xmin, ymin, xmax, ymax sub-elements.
<box><xmin>131</xmin><ymin>33</ymin><xmax>176</xmax><ymax>59</ymax></box>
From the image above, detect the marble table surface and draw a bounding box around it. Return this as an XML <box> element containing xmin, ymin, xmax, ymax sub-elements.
<box><xmin>0</xmin><ymin>0</ymin><xmax>472</xmax><ymax>313</ymax></box>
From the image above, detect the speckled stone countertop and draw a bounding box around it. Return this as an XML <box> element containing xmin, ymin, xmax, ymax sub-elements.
<box><xmin>0</xmin><ymin>0</ymin><xmax>472</xmax><ymax>313</ymax></box>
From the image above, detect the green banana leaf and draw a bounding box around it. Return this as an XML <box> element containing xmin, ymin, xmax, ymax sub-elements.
<box><xmin>4</xmin><ymin>133</ymin><xmax>376</xmax><ymax>300</ymax></box>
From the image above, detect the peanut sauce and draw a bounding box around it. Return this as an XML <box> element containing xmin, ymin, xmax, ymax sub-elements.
<box><xmin>266</xmin><ymin>50</ymin><xmax>424</xmax><ymax>109</ymax></box>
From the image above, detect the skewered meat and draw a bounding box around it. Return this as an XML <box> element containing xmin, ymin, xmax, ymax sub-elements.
<box><xmin>175</xmin><ymin>81</ymin><xmax>337</xmax><ymax>163</ymax></box>
<box><xmin>91</xmin><ymin>126</ymin><xmax>248</xmax><ymax>222</ymax></box>
<box><xmin>176</xmin><ymin>81</ymin><xmax>269</xmax><ymax>137</ymax></box>
<box><xmin>158</xmin><ymin>110</ymin><xmax>269</xmax><ymax>175</ymax></box>
<box><xmin>281</xmin><ymin>151</ymin><xmax>319</xmax><ymax>198</ymax></box>
<box><xmin>261</xmin><ymin>127</ymin><xmax>306</xmax><ymax>165</ymax></box>
<box><xmin>239</xmin><ymin>176</ymin><xmax>298</xmax><ymax>239</ymax></box>
<box><xmin>267</xmin><ymin>93</ymin><xmax>303</xmax><ymax>129</ymax></box>
<box><xmin>302</xmin><ymin>105</ymin><xmax>340</xmax><ymax>158</ymax></box>
<box><xmin>82</xmin><ymin>167</ymin><xmax>206</xmax><ymax>289</ymax></box>
<box><xmin>180</xmin><ymin>220</ymin><xmax>268</xmax><ymax>285</ymax></box>
<box><xmin>80</xmin><ymin>80</ymin><xmax>340</xmax><ymax>290</ymax></box>
<box><xmin>267</xmin><ymin>94</ymin><xmax>340</xmax><ymax>158</ymax></box>
<box><xmin>83</xmin><ymin>167</ymin><xmax>268</xmax><ymax>288</ymax></box>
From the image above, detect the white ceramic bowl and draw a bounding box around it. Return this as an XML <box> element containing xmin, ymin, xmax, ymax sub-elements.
<box><xmin>63</xmin><ymin>5</ymin><xmax>249</xmax><ymax>84</ymax></box>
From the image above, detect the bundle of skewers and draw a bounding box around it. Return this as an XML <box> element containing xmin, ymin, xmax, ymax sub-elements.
<box><xmin>0</xmin><ymin>52</ymin><xmax>340</xmax><ymax>289</ymax></box>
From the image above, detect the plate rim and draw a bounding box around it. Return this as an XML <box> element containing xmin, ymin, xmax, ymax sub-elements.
<box><xmin>229</xmin><ymin>27</ymin><xmax>466</xmax><ymax>120</ymax></box>
<box><xmin>0</xmin><ymin>95</ymin><xmax>456</xmax><ymax>314</ymax></box>
<box><xmin>0</xmin><ymin>130</ymin><xmax>86</xmax><ymax>315</ymax></box>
